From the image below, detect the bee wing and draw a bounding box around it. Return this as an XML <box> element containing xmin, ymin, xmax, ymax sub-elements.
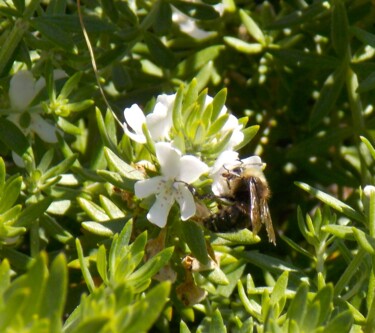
<box><xmin>260</xmin><ymin>199</ymin><xmax>276</xmax><ymax>245</ymax></box>
<box><xmin>249</xmin><ymin>178</ymin><xmax>262</xmax><ymax>235</ymax></box>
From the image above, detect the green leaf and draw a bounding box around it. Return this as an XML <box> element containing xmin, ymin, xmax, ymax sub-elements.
<box><xmin>104</xmin><ymin>147</ymin><xmax>144</xmax><ymax>180</ymax></box>
<box><xmin>209</xmin><ymin>309</ymin><xmax>226</xmax><ymax>333</ymax></box>
<box><xmin>0</xmin><ymin>176</ymin><xmax>22</xmax><ymax>213</ymax></box>
<box><xmin>351</xmin><ymin>26</ymin><xmax>375</xmax><ymax>48</ymax></box>
<box><xmin>361</xmin><ymin>136</ymin><xmax>375</xmax><ymax>161</ymax></box>
<box><xmin>322</xmin><ymin>310</ymin><xmax>352</xmax><ymax>333</ymax></box>
<box><xmin>181</xmin><ymin>220</ymin><xmax>209</xmax><ymax>265</ymax></box>
<box><xmin>331</xmin><ymin>0</ymin><xmax>349</xmax><ymax>57</ymax></box>
<box><xmin>287</xmin><ymin>283</ymin><xmax>308</xmax><ymax>325</ymax></box>
<box><xmin>78</xmin><ymin>197</ymin><xmax>109</xmax><ymax>222</ymax></box>
<box><xmin>210</xmin><ymin>229</ymin><xmax>261</xmax><ymax>245</ymax></box>
<box><xmin>15</xmin><ymin>198</ymin><xmax>53</xmax><ymax>228</ymax></box>
<box><xmin>266</xmin><ymin>0</ymin><xmax>328</xmax><ymax>29</ymax></box>
<box><xmin>75</xmin><ymin>238</ymin><xmax>96</xmax><ymax>293</ymax></box>
<box><xmin>100</xmin><ymin>195</ymin><xmax>125</xmax><ymax>219</ymax></box>
<box><xmin>314</xmin><ymin>285</ymin><xmax>333</xmax><ymax>326</ymax></box>
<box><xmin>40</xmin><ymin>154</ymin><xmax>77</xmax><ymax>183</ymax></box>
<box><xmin>39</xmin><ymin>253</ymin><xmax>67</xmax><ymax>321</ymax></box>
<box><xmin>234</xmin><ymin>125</ymin><xmax>259</xmax><ymax>151</ymax></box>
<box><xmin>0</xmin><ymin>118</ymin><xmax>30</xmax><ymax>156</ymax></box>
<box><xmin>295</xmin><ymin>182</ymin><xmax>365</xmax><ymax>224</ymax></box>
<box><xmin>270</xmin><ymin>271</ymin><xmax>288</xmax><ymax>306</ymax></box>
<box><xmin>358</xmin><ymin>70</ymin><xmax>375</xmax><ymax>93</ymax></box>
<box><xmin>124</xmin><ymin>282</ymin><xmax>171</xmax><ymax>333</ymax></box>
<box><xmin>0</xmin><ymin>19</ymin><xmax>28</xmax><ymax>75</ymax></box>
<box><xmin>309</xmin><ymin>61</ymin><xmax>347</xmax><ymax>129</ymax></box>
<box><xmin>144</xmin><ymin>31</ymin><xmax>177</xmax><ymax>69</ymax></box>
<box><xmin>352</xmin><ymin>228</ymin><xmax>375</xmax><ymax>254</ymax></box>
<box><xmin>153</xmin><ymin>0</ymin><xmax>172</xmax><ymax>35</ymax></box>
<box><xmin>175</xmin><ymin>45</ymin><xmax>224</xmax><ymax>78</ymax></box>
<box><xmin>171</xmin><ymin>1</ymin><xmax>219</xmax><ymax>20</ymax></box>
<box><xmin>96</xmin><ymin>245</ymin><xmax>108</xmax><ymax>284</ymax></box>
<box><xmin>95</xmin><ymin>108</ymin><xmax>118</xmax><ymax>153</ymax></box>
<box><xmin>0</xmin><ymin>259</ymin><xmax>11</xmax><ymax>299</ymax></box>
<box><xmin>81</xmin><ymin>221</ymin><xmax>114</xmax><ymax>237</ymax></box>
<box><xmin>271</xmin><ymin>49</ymin><xmax>338</xmax><ymax>69</ymax></box>
<box><xmin>239</xmin><ymin>9</ymin><xmax>265</xmax><ymax>44</ymax></box>
<box><xmin>128</xmin><ymin>247</ymin><xmax>174</xmax><ymax>290</ymax></box>
<box><xmin>39</xmin><ymin>214</ymin><xmax>74</xmax><ymax>244</ymax></box>
<box><xmin>224</xmin><ymin>37</ymin><xmax>263</xmax><ymax>54</ymax></box>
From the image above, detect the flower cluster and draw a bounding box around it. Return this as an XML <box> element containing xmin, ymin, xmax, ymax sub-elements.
<box><xmin>123</xmin><ymin>83</ymin><xmax>262</xmax><ymax>228</ymax></box>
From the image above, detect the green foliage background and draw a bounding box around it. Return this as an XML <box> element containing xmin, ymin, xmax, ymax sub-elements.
<box><xmin>0</xmin><ymin>0</ymin><xmax>375</xmax><ymax>332</ymax></box>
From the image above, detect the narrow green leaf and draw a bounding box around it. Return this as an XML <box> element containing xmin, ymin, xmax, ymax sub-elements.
<box><xmin>39</xmin><ymin>214</ymin><xmax>74</xmax><ymax>244</ymax></box>
<box><xmin>266</xmin><ymin>0</ymin><xmax>327</xmax><ymax>29</ymax></box>
<box><xmin>95</xmin><ymin>108</ymin><xmax>118</xmax><ymax>153</ymax></box>
<box><xmin>30</xmin><ymin>17</ymin><xmax>75</xmax><ymax>50</ymax></box>
<box><xmin>314</xmin><ymin>285</ymin><xmax>333</xmax><ymax>325</ymax></box>
<box><xmin>128</xmin><ymin>247</ymin><xmax>174</xmax><ymax>286</ymax></box>
<box><xmin>358</xmin><ymin>70</ymin><xmax>375</xmax><ymax>93</ymax></box>
<box><xmin>351</xmin><ymin>26</ymin><xmax>375</xmax><ymax>48</ymax></box>
<box><xmin>321</xmin><ymin>224</ymin><xmax>354</xmax><ymax>240</ymax></box>
<box><xmin>181</xmin><ymin>220</ymin><xmax>209</xmax><ymax>265</ymax></box>
<box><xmin>352</xmin><ymin>228</ymin><xmax>375</xmax><ymax>254</ymax></box>
<box><xmin>270</xmin><ymin>271</ymin><xmax>288</xmax><ymax>305</ymax></box>
<box><xmin>104</xmin><ymin>147</ymin><xmax>144</xmax><ymax>180</ymax></box>
<box><xmin>309</xmin><ymin>61</ymin><xmax>347</xmax><ymax>129</ymax></box>
<box><xmin>239</xmin><ymin>9</ymin><xmax>265</xmax><ymax>44</ymax></box>
<box><xmin>322</xmin><ymin>310</ymin><xmax>353</xmax><ymax>333</ymax></box>
<box><xmin>331</xmin><ymin>0</ymin><xmax>349</xmax><ymax>56</ymax></box>
<box><xmin>99</xmin><ymin>195</ymin><xmax>124</xmax><ymax>219</ymax></box>
<box><xmin>0</xmin><ymin>19</ymin><xmax>28</xmax><ymax>75</ymax></box>
<box><xmin>180</xmin><ymin>320</ymin><xmax>192</xmax><ymax>333</ymax></box>
<box><xmin>0</xmin><ymin>176</ymin><xmax>22</xmax><ymax>212</ymax></box>
<box><xmin>234</xmin><ymin>125</ymin><xmax>259</xmax><ymax>151</ymax></box>
<box><xmin>271</xmin><ymin>49</ymin><xmax>338</xmax><ymax>69</ymax></box>
<box><xmin>96</xmin><ymin>245</ymin><xmax>108</xmax><ymax>284</ymax></box>
<box><xmin>144</xmin><ymin>32</ymin><xmax>176</xmax><ymax>69</ymax></box>
<box><xmin>224</xmin><ymin>37</ymin><xmax>263</xmax><ymax>54</ymax></box>
<box><xmin>81</xmin><ymin>221</ymin><xmax>114</xmax><ymax>236</ymax></box>
<box><xmin>14</xmin><ymin>198</ymin><xmax>52</xmax><ymax>228</ymax></box>
<box><xmin>295</xmin><ymin>182</ymin><xmax>365</xmax><ymax>224</ymax></box>
<box><xmin>361</xmin><ymin>136</ymin><xmax>375</xmax><ymax>161</ymax></box>
<box><xmin>75</xmin><ymin>238</ymin><xmax>96</xmax><ymax>293</ymax></box>
<box><xmin>78</xmin><ymin>197</ymin><xmax>108</xmax><ymax>221</ymax></box>
<box><xmin>40</xmin><ymin>253</ymin><xmax>67</xmax><ymax>320</ymax></box>
<box><xmin>124</xmin><ymin>282</ymin><xmax>171</xmax><ymax>333</ymax></box>
<box><xmin>209</xmin><ymin>309</ymin><xmax>226</xmax><ymax>333</ymax></box>
<box><xmin>287</xmin><ymin>283</ymin><xmax>308</xmax><ymax>325</ymax></box>
<box><xmin>175</xmin><ymin>45</ymin><xmax>224</xmax><ymax>77</ymax></box>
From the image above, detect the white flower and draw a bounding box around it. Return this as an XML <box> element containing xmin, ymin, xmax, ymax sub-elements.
<box><xmin>123</xmin><ymin>93</ymin><xmax>176</xmax><ymax>143</ymax></box>
<box><xmin>8</xmin><ymin>70</ymin><xmax>66</xmax><ymax>144</ymax></box>
<box><xmin>210</xmin><ymin>153</ymin><xmax>264</xmax><ymax>196</ymax></box>
<box><xmin>135</xmin><ymin>142</ymin><xmax>209</xmax><ymax>228</ymax></box>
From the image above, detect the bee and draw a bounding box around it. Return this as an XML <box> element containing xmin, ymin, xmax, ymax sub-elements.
<box><xmin>205</xmin><ymin>158</ymin><xmax>276</xmax><ymax>245</ymax></box>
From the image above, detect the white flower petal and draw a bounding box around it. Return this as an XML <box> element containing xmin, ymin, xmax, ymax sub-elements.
<box><xmin>155</xmin><ymin>142</ymin><xmax>181</xmax><ymax>178</ymax></box>
<box><xmin>134</xmin><ymin>176</ymin><xmax>164</xmax><ymax>198</ymax></box>
<box><xmin>123</xmin><ymin>104</ymin><xmax>147</xmax><ymax>143</ymax></box>
<box><xmin>147</xmin><ymin>192</ymin><xmax>175</xmax><ymax>228</ymax></box>
<box><xmin>10</xmin><ymin>71</ymin><xmax>37</xmax><ymax>110</ymax></box>
<box><xmin>30</xmin><ymin>114</ymin><xmax>58</xmax><ymax>143</ymax></box>
<box><xmin>178</xmin><ymin>155</ymin><xmax>209</xmax><ymax>183</ymax></box>
<box><xmin>241</xmin><ymin>155</ymin><xmax>264</xmax><ymax>169</ymax></box>
<box><xmin>146</xmin><ymin>94</ymin><xmax>175</xmax><ymax>141</ymax></box>
<box><xmin>175</xmin><ymin>184</ymin><xmax>196</xmax><ymax>220</ymax></box>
